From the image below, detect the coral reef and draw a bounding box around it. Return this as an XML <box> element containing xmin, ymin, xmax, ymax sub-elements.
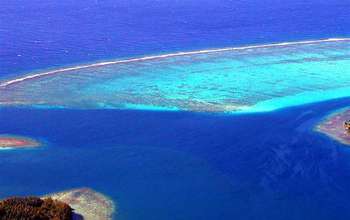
<box><xmin>316</xmin><ymin>108</ymin><xmax>350</xmax><ymax>145</ymax></box>
<box><xmin>45</xmin><ymin>188</ymin><xmax>115</xmax><ymax>220</ymax></box>
<box><xmin>0</xmin><ymin>135</ymin><xmax>39</xmax><ymax>149</ymax></box>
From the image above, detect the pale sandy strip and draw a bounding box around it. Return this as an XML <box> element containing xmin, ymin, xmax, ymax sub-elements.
<box><xmin>1</xmin><ymin>38</ymin><xmax>349</xmax><ymax>88</ymax></box>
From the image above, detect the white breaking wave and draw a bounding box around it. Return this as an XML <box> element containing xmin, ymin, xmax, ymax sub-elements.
<box><xmin>1</xmin><ymin>38</ymin><xmax>349</xmax><ymax>88</ymax></box>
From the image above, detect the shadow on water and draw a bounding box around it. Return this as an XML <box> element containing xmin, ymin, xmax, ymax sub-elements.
<box><xmin>72</xmin><ymin>213</ymin><xmax>84</xmax><ymax>220</ymax></box>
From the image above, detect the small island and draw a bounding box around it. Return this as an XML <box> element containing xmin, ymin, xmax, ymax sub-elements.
<box><xmin>316</xmin><ymin>108</ymin><xmax>350</xmax><ymax>145</ymax></box>
<box><xmin>0</xmin><ymin>188</ymin><xmax>115</xmax><ymax>220</ymax></box>
<box><xmin>0</xmin><ymin>135</ymin><xmax>40</xmax><ymax>149</ymax></box>
<box><xmin>0</xmin><ymin>197</ymin><xmax>72</xmax><ymax>220</ymax></box>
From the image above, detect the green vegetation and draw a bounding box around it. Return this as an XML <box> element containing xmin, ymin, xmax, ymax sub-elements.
<box><xmin>0</xmin><ymin>197</ymin><xmax>72</xmax><ymax>220</ymax></box>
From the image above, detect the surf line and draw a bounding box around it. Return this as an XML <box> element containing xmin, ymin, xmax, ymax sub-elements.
<box><xmin>1</xmin><ymin>38</ymin><xmax>349</xmax><ymax>88</ymax></box>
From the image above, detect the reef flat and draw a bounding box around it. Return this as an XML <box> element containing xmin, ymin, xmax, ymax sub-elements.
<box><xmin>44</xmin><ymin>188</ymin><xmax>115</xmax><ymax>220</ymax></box>
<box><xmin>0</xmin><ymin>135</ymin><xmax>39</xmax><ymax>149</ymax></box>
<box><xmin>1</xmin><ymin>38</ymin><xmax>350</xmax><ymax>112</ymax></box>
<box><xmin>316</xmin><ymin>108</ymin><xmax>350</xmax><ymax>145</ymax></box>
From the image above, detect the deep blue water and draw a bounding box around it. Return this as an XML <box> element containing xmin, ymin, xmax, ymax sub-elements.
<box><xmin>1</xmin><ymin>0</ymin><xmax>350</xmax><ymax>78</ymax></box>
<box><xmin>2</xmin><ymin>99</ymin><xmax>350</xmax><ymax>220</ymax></box>
<box><xmin>1</xmin><ymin>0</ymin><xmax>350</xmax><ymax>219</ymax></box>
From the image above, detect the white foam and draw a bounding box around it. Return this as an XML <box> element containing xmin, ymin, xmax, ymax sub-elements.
<box><xmin>1</xmin><ymin>38</ymin><xmax>349</xmax><ymax>88</ymax></box>
<box><xmin>0</xmin><ymin>147</ymin><xmax>14</xmax><ymax>151</ymax></box>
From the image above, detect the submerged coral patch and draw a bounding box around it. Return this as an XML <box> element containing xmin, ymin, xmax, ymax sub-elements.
<box><xmin>0</xmin><ymin>135</ymin><xmax>40</xmax><ymax>149</ymax></box>
<box><xmin>1</xmin><ymin>38</ymin><xmax>350</xmax><ymax>113</ymax></box>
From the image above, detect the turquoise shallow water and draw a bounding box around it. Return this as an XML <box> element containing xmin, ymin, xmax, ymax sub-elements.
<box><xmin>1</xmin><ymin>39</ymin><xmax>350</xmax><ymax>113</ymax></box>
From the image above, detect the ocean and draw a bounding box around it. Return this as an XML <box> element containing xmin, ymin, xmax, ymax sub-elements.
<box><xmin>1</xmin><ymin>0</ymin><xmax>350</xmax><ymax>219</ymax></box>
<box><xmin>1</xmin><ymin>0</ymin><xmax>349</xmax><ymax>78</ymax></box>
